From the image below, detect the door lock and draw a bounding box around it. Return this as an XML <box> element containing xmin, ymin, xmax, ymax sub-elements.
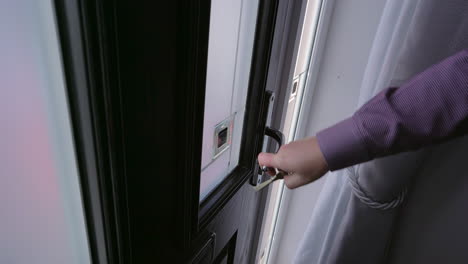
<box><xmin>254</xmin><ymin>127</ymin><xmax>286</xmax><ymax>191</ymax></box>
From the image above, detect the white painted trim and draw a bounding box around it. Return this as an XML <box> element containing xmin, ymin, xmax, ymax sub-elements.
<box><xmin>295</xmin><ymin>0</ymin><xmax>335</xmax><ymax>140</ymax></box>
<box><xmin>265</xmin><ymin>0</ymin><xmax>335</xmax><ymax>263</ymax></box>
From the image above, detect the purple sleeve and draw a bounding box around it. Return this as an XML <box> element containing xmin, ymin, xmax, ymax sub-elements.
<box><xmin>317</xmin><ymin>49</ymin><xmax>468</xmax><ymax>171</ymax></box>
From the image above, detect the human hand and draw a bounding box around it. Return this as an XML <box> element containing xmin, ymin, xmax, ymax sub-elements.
<box><xmin>257</xmin><ymin>137</ymin><xmax>329</xmax><ymax>189</ymax></box>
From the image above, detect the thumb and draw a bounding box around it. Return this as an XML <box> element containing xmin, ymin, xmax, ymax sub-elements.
<box><xmin>258</xmin><ymin>152</ymin><xmax>278</xmax><ymax>168</ymax></box>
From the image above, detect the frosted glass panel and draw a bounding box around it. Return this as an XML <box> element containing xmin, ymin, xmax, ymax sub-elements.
<box><xmin>199</xmin><ymin>0</ymin><xmax>259</xmax><ymax>201</ymax></box>
<box><xmin>0</xmin><ymin>1</ymin><xmax>91</xmax><ymax>263</ymax></box>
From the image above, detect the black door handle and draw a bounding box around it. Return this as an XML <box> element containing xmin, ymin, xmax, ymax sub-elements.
<box><xmin>261</xmin><ymin>127</ymin><xmax>284</xmax><ymax>176</ymax></box>
<box><xmin>265</xmin><ymin>126</ymin><xmax>284</xmax><ymax>151</ymax></box>
<box><xmin>250</xmin><ymin>90</ymin><xmax>285</xmax><ymax>186</ymax></box>
<box><xmin>251</xmin><ymin>125</ymin><xmax>285</xmax><ymax>186</ymax></box>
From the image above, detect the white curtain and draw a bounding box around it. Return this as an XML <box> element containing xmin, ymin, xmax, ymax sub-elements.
<box><xmin>295</xmin><ymin>0</ymin><xmax>468</xmax><ymax>262</ymax></box>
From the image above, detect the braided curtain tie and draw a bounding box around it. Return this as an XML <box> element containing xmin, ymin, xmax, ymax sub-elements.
<box><xmin>346</xmin><ymin>168</ymin><xmax>408</xmax><ymax>210</ymax></box>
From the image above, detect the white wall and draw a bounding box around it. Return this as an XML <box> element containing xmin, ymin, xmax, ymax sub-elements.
<box><xmin>0</xmin><ymin>1</ymin><xmax>91</xmax><ymax>263</ymax></box>
<box><xmin>271</xmin><ymin>0</ymin><xmax>387</xmax><ymax>263</ymax></box>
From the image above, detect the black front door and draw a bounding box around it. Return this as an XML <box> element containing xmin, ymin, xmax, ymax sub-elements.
<box><xmin>55</xmin><ymin>0</ymin><xmax>291</xmax><ymax>263</ymax></box>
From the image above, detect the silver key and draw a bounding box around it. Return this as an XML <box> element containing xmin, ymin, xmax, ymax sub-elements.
<box><xmin>254</xmin><ymin>166</ymin><xmax>288</xmax><ymax>192</ymax></box>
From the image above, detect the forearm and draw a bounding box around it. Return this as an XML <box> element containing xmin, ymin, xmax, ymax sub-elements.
<box><xmin>317</xmin><ymin>49</ymin><xmax>468</xmax><ymax>171</ymax></box>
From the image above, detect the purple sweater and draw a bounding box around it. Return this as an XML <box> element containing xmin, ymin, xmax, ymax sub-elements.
<box><xmin>317</xmin><ymin>49</ymin><xmax>468</xmax><ymax>171</ymax></box>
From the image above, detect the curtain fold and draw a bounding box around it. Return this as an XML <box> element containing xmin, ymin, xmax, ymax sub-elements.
<box><xmin>295</xmin><ymin>0</ymin><xmax>468</xmax><ymax>263</ymax></box>
<box><xmin>295</xmin><ymin>1</ymin><xmax>418</xmax><ymax>262</ymax></box>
